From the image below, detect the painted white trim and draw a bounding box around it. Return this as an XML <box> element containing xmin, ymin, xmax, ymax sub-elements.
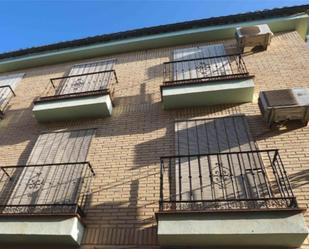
<box><xmin>71</xmin><ymin>57</ymin><xmax>117</xmax><ymax>67</ymax></box>
<box><xmin>162</xmin><ymin>78</ymin><xmax>254</xmax><ymax>96</ymax></box>
<box><xmin>0</xmin><ymin>217</ymin><xmax>84</xmax><ymax>246</ymax></box>
<box><xmin>0</xmin><ymin>14</ymin><xmax>307</xmax><ymax>66</ymax></box>
<box><xmin>0</xmin><ymin>13</ymin><xmax>307</xmax><ymax>74</ymax></box>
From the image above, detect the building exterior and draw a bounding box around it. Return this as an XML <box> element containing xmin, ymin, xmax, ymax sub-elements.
<box><xmin>0</xmin><ymin>4</ymin><xmax>309</xmax><ymax>249</ymax></box>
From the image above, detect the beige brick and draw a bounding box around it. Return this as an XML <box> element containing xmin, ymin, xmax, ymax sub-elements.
<box><xmin>0</xmin><ymin>31</ymin><xmax>308</xmax><ymax>249</ymax></box>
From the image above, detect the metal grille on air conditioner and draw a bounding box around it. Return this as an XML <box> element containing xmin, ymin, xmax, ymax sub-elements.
<box><xmin>236</xmin><ymin>24</ymin><xmax>273</xmax><ymax>52</ymax></box>
<box><xmin>258</xmin><ymin>88</ymin><xmax>309</xmax><ymax>127</ymax></box>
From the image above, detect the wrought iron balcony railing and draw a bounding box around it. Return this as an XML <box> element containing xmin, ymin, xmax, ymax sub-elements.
<box><xmin>36</xmin><ymin>70</ymin><xmax>118</xmax><ymax>102</ymax></box>
<box><xmin>159</xmin><ymin>149</ymin><xmax>298</xmax><ymax>212</ymax></box>
<box><xmin>0</xmin><ymin>85</ymin><xmax>16</xmax><ymax>118</ymax></box>
<box><xmin>163</xmin><ymin>54</ymin><xmax>251</xmax><ymax>86</ymax></box>
<box><xmin>0</xmin><ymin>162</ymin><xmax>95</xmax><ymax>216</ymax></box>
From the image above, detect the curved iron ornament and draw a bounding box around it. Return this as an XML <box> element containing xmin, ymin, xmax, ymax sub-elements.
<box><xmin>159</xmin><ymin>150</ymin><xmax>298</xmax><ymax>212</ymax></box>
<box><xmin>161</xmin><ymin>197</ymin><xmax>297</xmax><ymax>212</ymax></box>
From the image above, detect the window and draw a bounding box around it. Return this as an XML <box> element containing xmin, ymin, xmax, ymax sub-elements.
<box><xmin>0</xmin><ymin>73</ymin><xmax>24</xmax><ymax>116</ymax></box>
<box><xmin>160</xmin><ymin>115</ymin><xmax>295</xmax><ymax>212</ymax></box>
<box><xmin>56</xmin><ymin>59</ymin><xmax>116</xmax><ymax>96</ymax></box>
<box><xmin>1</xmin><ymin>129</ymin><xmax>95</xmax><ymax>215</ymax></box>
<box><xmin>172</xmin><ymin>44</ymin><xmax>231</xmax><ymax>82</ymax></box>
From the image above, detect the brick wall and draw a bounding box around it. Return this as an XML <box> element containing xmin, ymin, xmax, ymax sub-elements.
<box><xmin>0</xmin><ymin>31</ymin><xmax>308</xmax><ymax>249</ymax></box>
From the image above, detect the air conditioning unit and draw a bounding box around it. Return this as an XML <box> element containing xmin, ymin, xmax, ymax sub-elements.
<box><xmin>236</xmin><ymin>24</ymin><xmax>273</xmax><ymax>52</ymax></box>
<box><xmin>258</xmin><ymin>88</ymin><xmax>309</xmax><ymax>127</ymax></box>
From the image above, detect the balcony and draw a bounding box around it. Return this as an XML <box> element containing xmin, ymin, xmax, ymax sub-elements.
<box><xmin>157</xmin><ymin>150</ymin><xmax>308</xmax><ymax>247</ymax></box>
<box><xmin>0</xmin><ymin>162</ymin><xmax>95</xmax><ymax>246</ymax></box>
<box><xmin>32</xmin><ymin>70</ymin><xmax>118</xmax><ymax>122</ymax></box>
<box><xmin>161</xmin><ymin>54</ymin><xmax>254</xmax><ymax>109</ymax></box>
<box><xmin>0</xmin><ymin>85</ymin><xmax>16</xmax><ymax>118</ymax></box>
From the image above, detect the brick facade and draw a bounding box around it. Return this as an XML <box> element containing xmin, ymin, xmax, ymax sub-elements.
<box><xmin>0</xmin><ymin>31</ymin><xmax>308</xmax><ymax>249</ymax></box>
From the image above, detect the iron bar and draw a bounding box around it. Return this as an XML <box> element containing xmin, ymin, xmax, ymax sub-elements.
<box><xmin>42</xmin><ymin>70</ymin><xmax>118</xmax><ymax>101</ymax></box>
<box><xmin>160</xmin><ymin>149</ymin><xmax>280</xmax><ymax>159</ymax></box>
<box><xmin>178</xmin><ymin>157</ymin><xmax>182</xmax><ymax>201</ymax></box>
<box><xmin>162</xmin><ymin>54</ymin><xmax>251</xmax><ymax>86</ymax></box>
<box><xmin>0</xmin><ymin>167</ymin><xmax>11</xmax><ymax>179</ymax></box>
<box><xmin>0</xmin><ymin>85</ymin><xmax>17</xmax><ymax>117</ymax></box>
<box><xmin>159</xmin><ymin>150</ymin><xmax>298</xmax><ymax>212</ymax></box>
<box><xmin>236</xmin><ymin>152</ymin><xmax>249</xmax><ymax>199</ymax></box>
<box><xmin>0</xmin><ymin>162</ymin><xmax>95</xmax><ymax>216</ymax></box>
<box><xmin>277</xmin><ymin>153</ymin><xmax>294</xmax><ymax>197</ymax></box>
<box><xmin>163</xmin><ymin>53</ymin><xmax>243</xmax><ymax>64</ymax></box>
<box><xmin>0</xmin><ymin>85</ymin><xmax>16</xmax><ymax>96</ymax></box>
<box><xmin>50</xmin><ymin>70</ymin><xmax>116</xmax><ymax>81</ymax></box>
<box><xmin>159</xmin><ymin>159</ymin><xmax>164</xmax><ymax>211</ymax></box>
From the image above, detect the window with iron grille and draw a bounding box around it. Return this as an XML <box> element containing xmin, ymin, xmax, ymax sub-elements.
<box><xmin>163</xmin><ymin>45</ymin><xmax>249</xmax><ymax>86</ymax></box>
<box><xmin>56</xmin><ymin>59</ymin><xmax>116</xmax><ymax>96</ymax></box>
<box><xmin>159</xmin><ymin>115</ymin><xmax>297</xmax><ymax>212</ymax></box>
<box><xmin>0</xmin><ymin>129</ymin><xmax>96</xmax><ymax>216</ymax></box>
<box><xmin>37</xmin><ymin>59</ymin><xmax>118</xmax><ymax>102</ymax></box>
<box><xmin>0</xmin><ymin>73</ymin><xmax>24</xmax><ymax>117</ymax></box>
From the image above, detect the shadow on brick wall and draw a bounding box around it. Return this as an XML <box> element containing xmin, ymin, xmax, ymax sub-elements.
<box><xmin>113</xmin><ymin>83</ymin><xmax>154</xmax><ymax>107</ymax></box>
<box><xmin>246</xmin><ymin>114</ymin><xmax>307</xmax><ymax>142</ymax></box>
<box><xmin>0</xmin><ymin>135</ymin><xmax>38</xmax><ymax>212</ymax></box>
<box><xmin>147</xmin><ymin>63</ymin><xmax>163</xmax><ymax>81</ymax></box>
<box><xmin>0</xmin><ymin>107</ymin><xmax>39</xmax><ymax>146</ymax></box>
<box><xmin>289</xmin><ymin>169</ymin><xmax>309</xmax><ymax>190</ymax></box>
<box><xmin>84</xmin><ymin>179</ymin><xmax>157</xmax><ymax>246</ymax></box>
<box><xmin>133</xmin><ymin>105</ymin><xmax>246</xmax><ymax>168</ymax></box>
<box><xmin>133</xmin><ymin>122</ymin><xmax>174</xmax><ymax>169</ymax></box>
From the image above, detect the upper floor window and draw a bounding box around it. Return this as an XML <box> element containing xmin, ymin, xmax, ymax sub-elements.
<box><xmin>0</xmin><ymin>128</ymin><xmax>96</xmax><ymax>216</ymax></box>
<box><xmin>0</xmin><ymin>73</ymin><xmax>24</xmax><ymax>117</ymax></box>
<box><xmin>163</xmin><ymin>44</ymin><xmax>249</xmax><ymax>85</ymax></box>
<box><xmin>54</xmin><ymin>59</ymin><xmax>117</xmax><ymax>97</ymax></box>
<box><xmin>159</xmin><ymin>115</ymin><xmax>297</xmax><ymax>212</ymax></box>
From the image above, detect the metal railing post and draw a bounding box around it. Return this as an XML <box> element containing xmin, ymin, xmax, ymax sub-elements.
<box><xmin>159</xmin><ymin>149</ymin><xmax>298</xmax><ymax>212</ymax></box>
<box><xmin>0</xmin><ymin>162</ymin><xmax>95</xmax><ymax>216</ymax></box>
<box><xmin>162</xmin><ymin>53</ymin><xmax>251</xmax><ymax>85</ymax></box>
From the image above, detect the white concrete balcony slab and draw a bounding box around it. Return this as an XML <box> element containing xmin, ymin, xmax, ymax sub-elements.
<box><xmin>33</xmin><ymin>91</ymin><xmax>113</xmax><ymax>122</ymax></box>
<box><xmin>0</xmin><ymin>216</ymin><xmax>84</xmax><ymax>246</ymax></box>
<box><xmin>161</xmin><ymin>77</ymin><xmax>254</xmax><ymax>109</ymax></box>
<box><xmin>157</xmin><ymin>210</ymin><xmax>309</xmax><ymax>248</ymax></box>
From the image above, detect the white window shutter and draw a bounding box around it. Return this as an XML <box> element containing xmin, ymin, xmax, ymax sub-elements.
<box><xmin>172</xmin><ymin>44</ymin><xmax>231</xmax><ymax>81</ymax></box>
<box><xmin>0</xmin><ymin>72</ymin><xmax>24</xmax><ymax>90</ymax></box>
<box><xmin>0</xmin><ymin>73</ymin><xmax>24</xmax><ymax>110</ymax></box>
<box><xmin>174</xmin><ymin>116</ymin><xmax>268</xmax><ymax>201</ymax></box>
<box><xmin>58</xmin><ymin>59</ymin><xmax>116</xmax><ymax>95</ymax></box>
<box><xmin>26</xmin><ymin>129</ymin><xmax>95</xmax><ymax>164</ymax></box>
<box><xmin>6</xmin><ymin>129</ymin><xmax>95</xmax><ymax>208</ymax></box>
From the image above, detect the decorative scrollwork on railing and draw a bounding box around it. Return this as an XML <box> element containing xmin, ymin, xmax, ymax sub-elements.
<box><xmin>27</xmin><ymin>171</ymin><xmax>44</xmax><ymax>191</ymax></box>
<box><xmin>196</xmin><ymin>61</ymin><xmax>227</xmax><ymax>77</ymax></box>
<box><xmin>212</xmin><ymin>163</ymin><xmax>232</xmax><ymax>189</ymax></box>
<box><xmin>196</xmin><ymin>62</ymin><xmax>212</xmax><ymax>77</ymax></box>
<box><xmin>0</xmin><ymin>204</ymin><xmax>78</xmax><ymax>215</ymax></box>
<box><xmin>0</xmin><ymin>162</ymin><xmax>94</xmax><ymax>217</ymax></box>
<box><xmin>159</xmin><ymin>150</ymin><xmax>298</xmax><ymax>212</ymax></box>
<box><xmin>72</xmin><ymin>78</ymin><xmax>85</xmax><ymax>91</ymax></box>
<box><xmin>160</xmin><ymin>197</ymin><xmax>297</xmax><ymax>212</ymax></box>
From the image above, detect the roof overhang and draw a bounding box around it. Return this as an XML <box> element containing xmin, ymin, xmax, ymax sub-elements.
<box><xmin>0</xmin><ymin>13</ymin><xmax>308</xmax><ymax>73</ymax></box>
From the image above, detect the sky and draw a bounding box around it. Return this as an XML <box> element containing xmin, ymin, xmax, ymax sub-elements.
<box><xmin>0</xmin><ymin>0</ymin><xmax>308</xmax><ymax>53</ymax></box>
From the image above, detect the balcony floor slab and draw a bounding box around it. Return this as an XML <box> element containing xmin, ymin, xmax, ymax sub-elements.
<box><xmin>33</xmin><ymin>93</ymin><xmax>112</xmax><ymax>122</ymax></box>
<box><xmin>157</xmin><ymin>210</ymin><xmax>309</xmax><ymax>248</ymax></box>
<box><xmin>161</xmin><ymin>78</ymin><xmax>254</xmax><ymax>109</ymax></box>
<box><xmin>0</xmin><ymin>216</ymin><xmax>84</xmax><ymax>246</ymax></box>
